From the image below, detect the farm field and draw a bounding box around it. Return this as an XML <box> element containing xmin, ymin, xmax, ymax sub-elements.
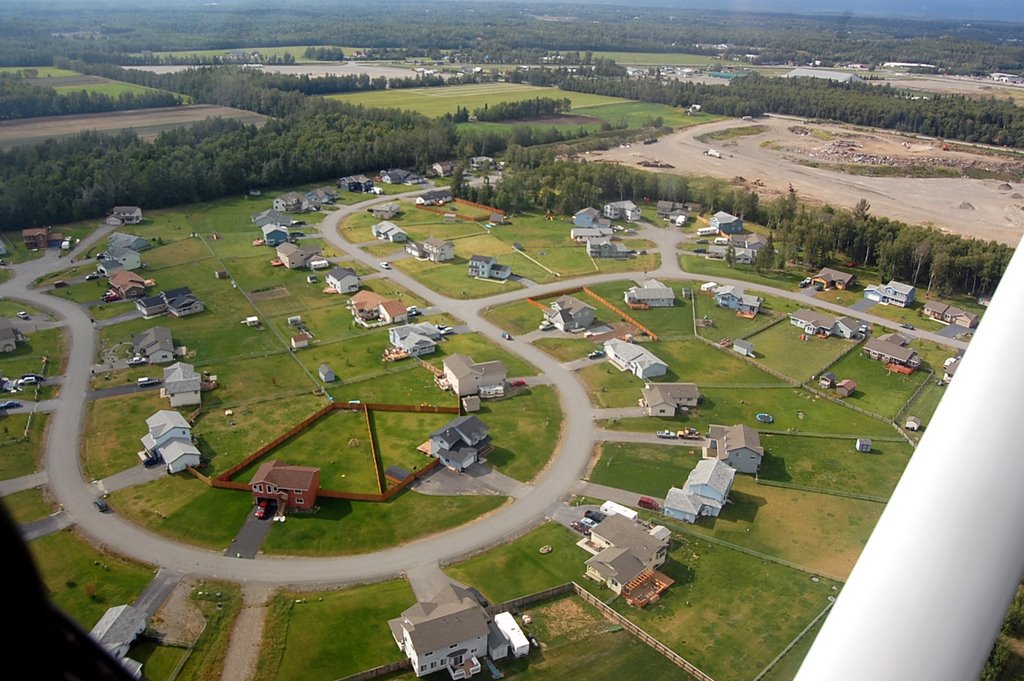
<box><xmin>256</xmin><ymin>579</ymin><xmax>414</xmax><ymax>681</ymax></box>
<box><xmin>49</xmin><ymin>76</ymin><xmax>173</xmax><ymax>98</ymax></box>
<box><xmin>0</xmin><ymin>105</ymin><xmax>268</xmax><ymax>149</ymax></box>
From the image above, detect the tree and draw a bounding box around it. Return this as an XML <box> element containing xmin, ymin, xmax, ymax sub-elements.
<box><xmin>853</xmin><ymin>198</ymin><xmax>871</xmax><ymax>221</ymax></box>
<box><xmin>754</xmin><ymin>233</ymin><xmax>776</xmax><ymax>273</ymax></box>
<box><xmin>725</xmin><ymin>244</ymin><xmax>736</xmax><ymax>267</ymax></box>
<box><xmin>450</xmin><ymin>167</ymin><xmax>466</xmax><ymax>198</ymax></box>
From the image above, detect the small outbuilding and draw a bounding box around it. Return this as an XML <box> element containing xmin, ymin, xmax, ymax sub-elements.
<box><xmin>819</xmin><ymin>372</ymin><xmax>837</xmax><ymax>389</ymax></box>
<box><xmin>319</xmin><ymin>363</ymin><xmax>336</xmax><ymax>382</ymax></box>
<box><xmin>855</xmin><ymin>438</ymin><xmax>873</xmax><ymax>453</ymax></box>
<box><xmin>461</xmin><ymin>395</ymin><xmax>481</xmax><ymax>413</ymax></box>
<box><xmin>732</xmin><ymin>339</ymin><xmax>754</xmax><ymax>357</ymax></box>
<box><xmin>905</xmin><ymin>416</ymin><xmax>922</xmax><ymax>431</ymax></box>
<box><xmin>291</xmin><ymin>333</ymin><xmax>311</xmax><ymax>350</ymax></box>
<box><xmin>836</xmin><ymin>379</ymin><xmax>857</xmax><ymax>397</ymax></box>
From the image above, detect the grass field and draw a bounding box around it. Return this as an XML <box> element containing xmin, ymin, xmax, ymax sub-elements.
<box><xmin>52</xmin><ymin>79</ymin><xmax>170</xmax><ymax>98</ymax></box>
<box><xmin>83</xmin><ymin>392</ymin><xmax>167</xmax><ymax>480</ymax></box>
<box><xmin>475</xmin><ymin>386</ymin><xmax>562</xmax><ymax>482</ymax></box>
<box><xmin>0</xmin><ymin>327</ymin><xmax>64</xmax><ymax>378</ymax></box>
<box><xmin>578</xmin><ymin>103</ymin><xmax>724</xmax><ymax>129</ymax></box>
<box><xmin>256</xmin><ymin>580</ymin><xmax>413</xmax><ymax>681</ymax></box>
<box><xmin>533</xmin><ymin>337</ymin><xmax>598</xmax><ymax>361</ymax></box>
<box><xmin>584</xmin><ymin>280</ymin><xmax>690</xmax><ymax>338</ymax></box>
<box><xmin>445</xmin><ymin>523</ymin><xmax>587</xmax><ymax>603</ymax></box>
<box><xmin>759</xmin><ymin>619</ymin><xmax>824</xmax><ymax>681</ymax></box>
<box><xmin>328</xmin><ymin>83</ymin><xmax>624</xmax><ymax>118</ymax></box>
<box><xmin>826</xmin><ymin>348</ymin><xmax>930</xmax><ymax>419</ymax></box>
<box><xmin>588</xmin><ymin>442</ymin><xmax>700</xmax><ymax>499</ymax></box>
<box><xmin>0</xmin><ymin>66</ymin><xmax>81</xmax><ymax>77</ymax></box>
<box><xmin>0</xmin><ymin>412</ymin><xmax>48</xmax><ymax>480</ymax></box>
<box><xmin>260</xmin><ymin>492</ymin><xmax>506</xmax><ymax>556</ymax></box>
<box><xmin>747</xmin><ymin>320</ymin><xmax>858</xmax><ymax>380</ymax></box>
<box><xmin>681</xmin><ymin>254</ymin><xmax>808</xmax><ymax>289</ymax></box>
<box><xmin>371</xmin><ymin>410</ymin><xmax>454</xmax><ymax>479</ymax></box>
<box><xmin>174</xmin><ymin>583</ymin><xmax>243</xmax><ymax>681</ymax></box>
<box><xmin>29</xmin><ymin>530</ymin><xmax>154</xmax><ymax>630</ymax></box>
<box><xmin>482</xmin><ymin>300</ymin><xmax>545</xmax><ymax>336</ymax></box>
<box><xmin>129</xmin><ymin>640</ymin><xmax>188</xmax><ymax>680</ymax></box>
<box><xmin>759</xmin><ymin>433</ymin><xmax>912</xmax><ymax>498</ymax></box>
<box><xmin>1</xmin><ymin>486</ymin><xmax>53</xmax><ymax>524</ymax></box>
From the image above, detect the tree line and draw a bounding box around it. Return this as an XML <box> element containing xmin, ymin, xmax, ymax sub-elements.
<box><xmin>471</xmin><ymin>97</ymin><xmax>572</xmax><ymax>122</ymax></box>
<box><xmin>454</xmin><ymin>149</ymin><xmax>1009</xmax><ymax>298</ymax></box>
<box><xmin>0</xmin><ymin>75</ymin><xmax>180</xmax><ymax>120</ymax></box>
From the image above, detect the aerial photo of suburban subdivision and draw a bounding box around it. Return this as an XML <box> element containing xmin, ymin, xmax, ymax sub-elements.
<box><xmin>2</xmin><ymin>0</ymin><xmax>1024</xmax><ymax>679</ymax></box>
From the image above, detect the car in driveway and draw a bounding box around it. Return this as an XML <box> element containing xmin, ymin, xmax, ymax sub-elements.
<box><xmin>142</xmin><ymin>455</ymin><xmax>163</xmax><ymax>468</ymax></box>
<box><xmin>693</xmin><ymin>248</ymin><xmax>707</xmax><ymax>254</ymax></box>
<box><xmin>16</xmin><ymin>311</ymin><xmax>29</xmax><ymax>319</ymax></box>
<box><xmin>569</xmin><ymin>520</ymin><xmax>590</xmax><ymax>535</ymax></box>
<box><xmin>254</xmin><ymin>500</ymin><xmax>269</xmax><ymax>519</ymax></box>
<box><xmin>127</xmin><ymin>356</ymin><xmax>148</xmax><ymax>367</ymax></box>
<box><xmin>0</xmin><ymin>400</ymin><xmax>21</xmax><ymax>410</ymax></box>
<box><xmin>379</xmin><ymin>261</ymin><xmax>392</xmax><ymax>270</ymax></box>
<box><xmin>799</xmin><ymin>278</ymin><xmax>812</xmax><ymax>288</ymax></box>
<box><xmin>85</xmin><ymin>272</ymin><xmax>100</xmax><ymax>281</ymax></box>
<box><xmin>656</xmin><ymin>429</ymin><xmax>677</xmax><ymax>439</ymax></box>
<box><xmin>93</xmin><ymin>498</ymin><xmax>110</xmax><ymax>512</ymax></box>
<box><xmin>584</xmin><ymin>509</ymin><xmax>606</xmax><ymax>524</ymax></box>
<box><xmin>102</xmin><ymin>291</ymin><xmax>122</xmax><ymax>302</ymax></box>
<box><xmin>587</xmin><ymin>350</ymin><xmax>605</xmax><ymax>360</ymax></box>
<box><xmin>579</xmin><ymin>517</ymin><xmax>598</xmax><ymax>530</ymax></box>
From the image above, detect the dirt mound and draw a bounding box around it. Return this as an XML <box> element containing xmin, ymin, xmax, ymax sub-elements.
<box><xmin>999</xmin><ymin>183</ymin><xmax>1014</xmax><ymax>191</ymax></box>
<box><xmin>1012</xmin><ymin>193</ymin><xmax>1024</xmax><ymax>199</ymax></box>
<box><xmin>958</xmin><ymin>201</ymin><xmax>975</xmax><ymax>210</ymax></box>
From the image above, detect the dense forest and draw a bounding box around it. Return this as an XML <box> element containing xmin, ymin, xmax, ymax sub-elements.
<box><xmin>454</xmin><ymin>149</ymin><xmax>1010</xmax><ymax>297</ymax></box>
<box><xmin>1</xmin><ymin>1</ymin><xmax>1023</xmax><ymax>74</ymax></box>
<box><xmin>471</xmin><ymin>97</ymin><xmax>572</xmax><ymax>122</ymax></box>
<box><xmin>0</xmin><ymin>75</ymin><xmax>180</xmax><ymax>119</ymax></box>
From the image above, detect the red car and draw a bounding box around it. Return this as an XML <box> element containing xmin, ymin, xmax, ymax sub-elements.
<box><xmin>509</xmin><ymin>379</ymin><xmax>527</xmax><ymax>387</ymax></box>
<box><xmin>102</xmin><ymin>291</ymin><xmax>122</xmax><ymax>302</ymax></box>
<box><xmin>254</xmin><ymin>500</ymin><xmax>268</xmax><ymax>519</ymax></box>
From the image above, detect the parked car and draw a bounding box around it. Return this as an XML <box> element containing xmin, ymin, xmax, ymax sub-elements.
<box><xmin>538</xmin><ymin>320</ymin><xmax>554</xmax><ymax>331</ymax></box>
<box><xmin>53</xmin><ymin>280</ymin><xmax>68</xmax><ymax>288</ymax></box>
<box><xmin>900</xmin><ymin>323</ymin><xmax>915</xmax><ymax>330</ymax></box>
<box><xmin>127</xmin><ymin>356</ymin><xmax>148</xmax><ymax>367</ymax></box>
<box><xmin>569</xmin><ymin>520</ymin><xmax>589</xmax><ymax>535</ymax></box>
<box><xmin>509</xmin><ymin>379</ymin><xmax>527</xmax><ymax>387</ymax></box>
<box><xmin>254</xmin><ymin>500</ymin><xmax>269</xmax><ymax>519</ymax></box>
<box><xmin>103</xmin><ymin>291</ymin><xmax>122</xmax><ymax>302</ymax></box>
<box><xmin>501</xmin><ymin>332</ymin><xmax>512</xmax><ymax>340</ymax></box>
<box><xmin>584</xmin><ymin>510</ymin><xmax>606</xmax><ymax>524</ymax></box>
<box><xmin>656</xmin><ymin>429</ymin><xmax>677</xmax><ymax>439</ymax></box>
<box><xmin>137</xmin><ymin>377</ymin><xmax>161</xmax><ymax>387</ymax></box>
<box><xmin>16</xmin><ymin>311</ymin><xmax>29</xmax><ymax>319</ymax></box>
<box><xmin>693</xmin><ymin>248</ymin><xmax>707</xmax><ymax>254</ymax></box>
<box><xmin>143</xmin><ymin>456</ymin><xmax>163</xmax><ymax>468</ymax></box>
<box><xmin>85</xmin><ymin>273</ymin><xmax>100</xmax><ymax>281</ymax></box>
<box><xmin>579</xmin><ymin>517</ymin><xmax>598</xmax><ymax>529</ymax></box>
<box><xmin>587</xmin><ymin>350</ymin><xmax>605</xmax><ymax>360</ymax></box>
<box><xmin>0</xmin><ymin>400</ymin><xmax>21</xmax><ymax>410</ymax></box>
<box><xmin>20</xmin><ymin>373</ymin><xmax>45</xmax><ymax>383</ymax></box>
<box><xmin>695</xmin><ymin>239</ymin><xmax>709</xmax><ymax>244</ymax></box>
<box><xmin>638</xmin><ymin>496</ymin><xmax>661</xmax><ymax>511</ymax></box>
<box><xmin>799</xmin><ymin>278</ymin><xmax>812</xmax><ymax>288</ymax></box>
<box><xmin>379</xmin><ymin>261</ymin><xmax>392</xmax><ymax>270</ymax></box>
<box><xmin>16</xmin><ymin>376</ymin><xmax>38</xmax><ymax>387</ymax></box>
<box><xmin>93</xmin><ymin>498</ymin><xmax>110</xmax><ymax>512</ymax></box>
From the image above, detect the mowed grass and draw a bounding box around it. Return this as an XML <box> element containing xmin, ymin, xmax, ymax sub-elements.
<box><xmin>256</xmin><ymin>579</ymin><xmax>414</xmax><ymax>681</ymax></box>
<box><xmin>29</xmin><ymin>530</ymin><xmax>154</xmax><ymax>630</ymax></box>
<box><xmin>826</xmin><ymin>348</ymin><xmax>930</xmax><ymax>419</ymax></box>
<box><xmin>748</xmin><ymin>321</ymin><xmax>858</xmax><ymax>380</ymax></box>
<box><xmin>476</xmin><ymin>386</ymin><xmax>562</xmax><ymax>482</ymax></box>
<box><xmin>579</xmin><ymin>103</ymin><xmax>725</xmax><ymax>129</ymax></box>
<box><xmin>1</xmin><ymin>486</ymin><xmax>53</xmax><ymax>524</ymax></box>
<box><xmin>129</xmin><ymin>640</ymin><xmax>188</xmax><ymax>680</ymax></box>
<box><xmin>260</xmin><ymin>491</ymin><xmax>506</xmax><ymax>556</ymax></box>
<box><xmin>371</xmin><ymin>410</ymin><xmax>453</xmax><ymax>479</ymax></box>
<box><xmin>83</xmin><ymin>391</ymin><xmax>168</xmax><ymax>480</ymax></box>
<box><xmin>602</xmin><ymin>534</ymin><xmax>838</xmax><ymax>681</ymax></box>
<box><xmin>445</xmin><ymin>522</ymin><xmax>587</xmax><ymax>603</ymax></box>
<box><xmin>328</xmin><ymin>83</ymin><xmax>624</xmax><ymax>118</ymax></box>
<box><xmin>482</xmin><ymin>300</ymin><xmax>545</xmax><ymax>336</ymax></box>
<box><xmin>533</xmin><ymin>337</ymin><xmax>599</xmax><ymax>362</ymax></box>
<box><xmin>425</xmin><ymin>331</ymin><xmax>537</xmax><ymax>378</ymax></box>
<box><xmin>684</xmin><ymin>475</ymin><xmax>882</xmax><ymax>578</ymax></box>
<box><xmin>759</xmin><ymin>434</ymin><xmax>912</xmax><ymax>498</ymax></box>
<box><xmin>53</xmin><ymin>79</ymin><xmax>172</xmax><ymax>98</ymax></box>
<box><xmin>395</xmin><ymin>255</ymin><xmax>523</xmax><ymax>299</ymax></box>
<box><xmin>329</xmin><ymin>366</ymin><xmax>455</xmax><ymax>406</ymax></box>
<box><xmin>175</xmin><ymin>583</ymin><xmax>244</xmax><ymax>681</ymax></box>
<box><xmin>110</xmin><ymin>476</ymin><xmax>254</xmax><ymax>549</ymax></box>
<box><xmin>588</xmin><ymin>442</ymin><xmax>699</xmax><ymax>499</ymax></box>
<box><xmin>585</xmin><ymin>280</ymin><xmax>690</xmax><ymax>338</ymax></box>
<box><xmin>0</xmin><ymin>327</ymin><xmax>65</xmax><ymax>377</ymax></box>
<box><xmin>0</xmin><ymin>412</ymin><xmax>48</xmax><ymax>480</ymax></box>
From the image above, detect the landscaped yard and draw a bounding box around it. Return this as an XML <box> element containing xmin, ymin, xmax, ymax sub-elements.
<box><xmin>585</xmin><ymin>280</ymin><xmax>691</xmax><ymax>339</ymax></box>
<box><xmin>29</xmin><ymin>529</ymin><xmax>154</xmax><ymax>630</ymax></box>
<box><xmin>260</xmin><ymin>492</ymin><xmax>507</xmax><ymax>556</ymax></box>
<box><xmin>83</xmin><ymin>391</ymin><xmax>168</xmax><ymax>480</ymax></box>
<box><xmin>255</xmin><ymin>579</ymin><xmax>414</xmax><ymax>681</ymax></box>
<box><xmin>654</xmin><ymin>339</ymin><xmax>789</xmax><ymax>386</ymax></box>
<box><xmin>747</xmin><ymin>320</ymin><xmax>858</xmax><ymax>380</ymax></box>
<box><xmin>370</xmin><ymin>410</ymin><xmax>453</xmax><ymax>479</ymax></box>
<box><xmin>0</xmin><ymin>485</ymin><xmax>53</xmax><ymax>524</ymax></box>
<box><xmin>758</xmin><ymin>434</ymin><xmax>913</xmax><ymax>498</ymax></box>
<box><xmin>826</xmin><ymin>348</ymin><xmax>931</xmax><ymax>419</ymax></box>
<box><xmin>445</xmin><ymin>522</ymin><xmax>586</xmax><ymax>603</ymax></box>
<box><xmin>0</xmin><ymin>412</ymin><xmax>48</xmax><ymax>479</ymax></box>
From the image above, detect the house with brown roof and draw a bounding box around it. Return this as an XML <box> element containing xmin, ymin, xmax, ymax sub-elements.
<box><xmin>863</xmin><ymin>337</ymin><xmax>921</xmax><ymax>369</ymax></box>
<box><xmin>584</xmin><ymin>514</ymin><xmax>673</xmax><ymax>606</ymax></box>
<box><xmin>812</xmin><ymin>267</ymin><xmax>856</xmax><ymax>290</ymax></box>
<box><xmin>836</xmin><ymin>378</ymin><xmax>857</xmax><ymax>397</ymax></box>
<box><xmin>703</xmin><ymin>424</ymin><xmax>764</xmax><ymax>474</ymax></box>
<box><xmin>276</xmin><ymin>242</ymin><xmax>322</xmax><ymax>269</ymax></box>
<box><xmin>380</xmin><ymin>300</ymin><xmax>408</xmax><ymax>325</ymax></box>
<box><xmin>923</xmin><ymin>300</ymin><xmax>979</xmax><ymax>329</ymax></box>
<box><xmin>348</xmin><ymin>290</ymin><xmax>388</xmax><ymax>321</ymax></box>
<box><xmin>443</xmin><ymin>354</ymin><xmax>507</xmax><ymax>398</ymax></box>
<box><xmin>22</xmin><ymin>227</ymin><xmax>63</xmax><ymax>249</ymax></box>
<box><xmin>250</xmin><ymin>460</ymin><xmax>320</xmax><ymax>511</ymax></box>
<box><xmin>0</xmin><ymin>319</ymin><xmax>23</xmax><ymax>353</ymax></box>
<box><xmin>640</xmin><ymin>383</ymin><xmax>700</xmax><ymax>416</ymax></box>
<box><xmin>108</xmin><ymin>271</ymin><xmax>148</xmax><ymax>299</ymax></box>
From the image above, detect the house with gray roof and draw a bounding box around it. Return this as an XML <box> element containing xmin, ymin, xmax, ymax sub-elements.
<box><xmin>163</xmin><ymin>362</ymin><xmax>201</xmax><ymax>407</ymax></box>
<box><xmin>389</xmin><ymin>324</ymin><xmax>439</xmax><ymax>357</ymax></box>
<box><xmin>585</xmin><ymin>514</ymin><xmax>670</xmax><ymax>596</ymax></box>
<box><xmin>443</xmin><ymin>354</ymin><xmax>507</xmax><ymax>398</ymax></box>
<box><xmin>604</xmin><ymin>338</ymin><xmax>667</xmax><ymax>380</ymax></box>
<box><xmin>133</xmin><ymin>327</ymin><xmax>175</xmax><ymax>364</ymax></box>
<box><xmin>664</xmin><ymin>459</ymin><xmax>736</xmax><ymax>523</ymax></box>
<box><xmin>108</xmin><ymin>232</ymin><xmax>150</xmax><ymax>252</ymax></box>
<box><xmin>703</xmin><ymin>423</ymin><xmax>764</xmax><ymax>474</ymax></box>
<box><xmin>372</xmin><ymin>221</ymin><xmax>408</xmax><ymax>242</ymax></box>
<box><xmin>388</xmin><ymin>583</ymin><xmax>499</xmax><ymax>678</ymax></box>
<box><xmin>370</xmin><ymin>202</ymin><xmax>400</xmax><ymax>220</ymax></box>
<box><xmin>832</xmin><ymin>316</ymin><xmax>861</xmax><ymax>339</ymax></box>
<box><xmin>714</xmin><ymin>285</ymin><xmax>762</xmax><ymax>315</ymax></box>
<box><xmin>587</xmin><ymin>238</ymin><xmax>631</xmax><ymax>259</ymax></box>
<box><xmin>110</xmin><ymin>206</ymin><xmax>143</xmax><ymax>225</ymax></box>
<box><xmin>326</xmin><ymin>267</ymin><xmax>360</xmax><ymax>294</ymax></box>
<box><xmin>864</xmin><ymin>280</ymin><xmax>916</xmax><ymax>308</ymax></box>
<box><xmin>603</xmin><ymin>200</ymin><xmax>641</xmax><ymax>222</ymax></box>
<box><xmin>732</xmin><ymin>339</ymin><xmax>754</xmax><ymax>356</ymax></box>
<box><xmin>251</xmin><ymin>209</ymin><xmax>291</xmax><ymax>227</ymax></box>
<box><xmin>789</xmin><ymin>309</ymin><xmax>836</xmax><ymax>335</ymax></box>
<box><xmin>573</xmin><ymin>207</ymin><xmax>602</xmax><ymax>228</ymax></box>
<box><xmin>710</xmin><ymin>211</ymin><xmax>743</xmax><ymax>234</ymax></box>
<box><xmin>0</xmin><ymin>318</ymin><xmax>22</xmax><ymax>353</ymax></box>
<box><xmin>624</xmin><ymin>279</ymin><xmax>674</xmax><ymax>308</ymax></box>
<box><xmin>923</xmin><ymin>300</ymin><xmax>979</xmax><ymax>329</ymax></box>
<box><xmin>468</xmin><ymin>255</ymin><xmax>511</xmax><ymax>280</ymax></box>
<box><xmin>428</xmin><ymin>415</ymin><xmax>491</xmax><ymax>471</ymax></box>
<box><xmin>89</xmin><ymin>604</ymin><xmax>147</xmax><ymax>675</ymax></box>
<box><xmin>260</xmin><ymin>224</ymin><xmax>289</xmax><ymax>247</ymax></box>
<box><xmin>545</xmin><ymin>296</ymin><xmax>596</xmax><ymax>332</ymax></box>
<box><xmin>571</xmin><ymin>226</ymin><xmax>614</xmax><ymax>242</ymax></box>
<box><xmin>416</xmin><ymin>189</ymin><xmax>453</xmax><ymax>206</ymax></box>
<box><xmin>273</xmin><ymin>191</ymin><xmax>308</xmax><ymax>213</ymax></box>
<box><xmin>640</xmin><ymin>382</ymin><xmax>700</xmax><ymax>416</ymax></box>
<box><xmin>863</xmin><ymin>337</ymin><xmax>921</xmax><ymax>369</ymax></box>
<box><xmin>141</xmin><ymin>410</ymin><xmax>200</xmax><ymax>473</ymax></box>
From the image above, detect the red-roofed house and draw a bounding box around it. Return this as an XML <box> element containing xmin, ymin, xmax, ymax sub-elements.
<box><xmin>379</xmin><ymin>300</ymin><xmax>408</xmax><ymax>324</ymax></box>
<box><xmin>108</xmin><ymin>270</ymin><xmax>148</xmax><ymax>299</ymax></box>
<box><xmin>250</xmin><ymin>460</ymin><xmax>320</xmax><ymax>511</ymax></box>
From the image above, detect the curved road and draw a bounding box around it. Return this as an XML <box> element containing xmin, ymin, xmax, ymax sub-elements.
<box><xmin>5</xmin><ymin>192</ymin><xmax>963</xmax><ymax>589</ymax></box>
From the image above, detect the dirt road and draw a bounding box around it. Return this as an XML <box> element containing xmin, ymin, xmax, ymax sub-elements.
<box><xmin>590</xmin><ymin>115</ymin><xmax>1024</xmax><ymax>245</ymax></box>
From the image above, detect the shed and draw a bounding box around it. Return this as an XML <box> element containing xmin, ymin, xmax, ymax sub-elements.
<box><xmin>905</xmin><ymin>416</ymin><xmax>922</xmax><ymax>431</ymax></box>
<box><xmin>732</xmin><ymin>339</ymin><xmax>754</xmax><ymax>357</ymax></box>
<box><xmin>855</xmin><ymin>438</ymin><xmax>872</xmax><ymax>453</ymax></box>
<box><xmin>462</xmin><ymin>395</ymin><xmax>481</xmax><ymax>413</ymax></box>
<box><xmin>319</xmin><ymin>364</ymin><xmax>336</xmax><ymax>382</ymax></box>
<box><xmin>836</xmin><ymin>379</ymin><xmax>857</xmax><ymax>397</ymax></box>
<box><xmin>291</xmin><ymin>333</ymin><xmax>311</xmax><ymax>350</ymax></box>
<box><xmin>214</xmin><ymin>270</ymin><xmax>229</xmax><ymax>279</ymax></box>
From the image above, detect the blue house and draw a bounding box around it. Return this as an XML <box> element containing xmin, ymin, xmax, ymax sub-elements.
<box><xmin>710</xmin><ymin>211</ymin><xmax>744</xmax><ymax>234</ymax></box>
<box><xmin>261</xmin><ymin>224</ymin><xmax>289</xmax><ymax>247</ymax></box>
<box><xmin>863</xmin><ymin>281</ymin><xmax>916</xmax><ymax>308</ymax></box>
<box><xmin>713</xmin><ymin>285</ymin><xmax>762</xmax><ymax>315</ymax></box>
<box><xmin>573</xmin><ymin>207</ymin><xmax>601</xmax><ymax>228</ymax></box>
<box><xmin>338</xmin><ymin>175</ymin><xmax>375</xmax><ymax>193</ymax></box>
<box><xmin>468</xmin><ymin>255</ymin><xmax>512</xmax><ymax>280</ymax></box>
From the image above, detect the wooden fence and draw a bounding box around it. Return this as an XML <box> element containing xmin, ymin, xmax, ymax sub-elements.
<box><xmin>215</xmin><ymin>402</ymin><xmax>336</xmax><ymax>481</ymax></box>
<box><xmin>454</xmin><ymin>198</ymin><xmax>504</xmax><ymax>215</ymax></box>
<box><xmin>334</xmin><ymin>659</ymin><xmax>411</xmax><ymax>681</ymax></box>
<box><xmin>582</xmin><ymin>286</ymin><xmax>659</xmax><ymax>341</ymax></box>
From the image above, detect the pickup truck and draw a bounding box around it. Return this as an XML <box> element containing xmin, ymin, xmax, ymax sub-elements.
<box><xmin>656</xmin><ymin>430</ymin><xmax>676</xmax><ymax>439</ymax></box>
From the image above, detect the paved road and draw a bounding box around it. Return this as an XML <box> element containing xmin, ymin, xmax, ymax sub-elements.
<box><xmin>1</xmin><ymin>186</ymin><xmax>970</xmax><ymax>590</ymax></box>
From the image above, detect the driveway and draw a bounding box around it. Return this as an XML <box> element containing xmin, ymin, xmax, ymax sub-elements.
<box><xmin>0</xmin><ymin>471</ymin><xmax>47</xmax><ymax>497</ymax></box>
<box><xmin>411</xmin><ymin>462</ymin><xmax>529</xmax><ymax>498</ymax></box>
<box><xmin>225</xmin><ymin>510</ymin><xmax>274</xmax><ymax>559</ymax></box>
<box><xmin>133</xmin><ymin>568</ymin><xmax>185</xmax><ymax>617</ymax></box>
<box><xmin>849</xmin><ymin>298</ymin><xmax>878</xmax><ymax>313</ymax></box>
<box><xmin>20</xmin><ymin>510</ymin><xmax>74</xmax><ymax>541</ymax></box>
<box><xmin>94</xmin><ymin>464</ymin><xmax>166</xmax><ymax>494</ymax></box>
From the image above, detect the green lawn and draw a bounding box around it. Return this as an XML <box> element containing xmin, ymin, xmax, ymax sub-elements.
<box><xmin>482</xmin><ymin>300</ymin><xmax>545</xmax><ymax>337</ymax></box>
<box><xmin>588</xmin><ymin>442</ymin><xmax>700</xmax><ymax>499</ymax></box>
<box><xmin>328</xmin><ymin>83</ymin><xmax>624</xmax><ymax>118</ymax></box>
<box><xmin>174</xmin><ymin>583</ymin><xmax>243</xmax><ymax>681</ymax></box>
<box><xmin>686</xmin><ymin>475</ymin><xmax>881</xmax><ymax>578</ymax></box>
<box><xmin>29</xmin><ymin>530</ymin><xmax>154</xmax><ymax>630</ymax></box>
<box><xmin>585</xmin><ymin>280</ymin><xmax>691</xmax><ymax>338</ymax></box>
<box><xmin>860</xmin><ymin>299</ymin><xmax>945</xmax><ymax>331</ymax></box>
<box><xmin>185</xmin><ymin>353</ymin><xmax>316</xmax><ymax>411</ymax></box>
<box><xmin>592</xmin><ymin>533</ymin><xmax>838</xmax><ymax>681</ymax></box>
<box><xmin>747</xmin><ymin>320</ymin><xmax>858</xmax><ymax>380</ymax></box>
<box><xmin>902</xmin><ymin>380</ymin><xmax>946</xmax><ymax>433</ymax></box>
<box><xmin>235</xmin><ymin>408</ymin><xmax>379</xmax><ymax>493</ymax></box>
<box><xmin>579</xmin><ymin>103</ymin><xmax>724</xmax><ymax>130</ymax></box>
<box><xmin>256</xmin><ymin>579</ymin><xmax>414</xmax><ymax>681</ymax></box>
<box><xmin>328</xmin><ymin>367</ymin><xmax>454</xmax><ymax>406</ymax></box>
<box><xmin>395</xmin><ymin>256</ymin><xmax>524</xmax><ymax>300</ymax></box>
<box><xmin>577</xmin><ymin>361</ymin><xmax>649</xmax><ymax>408</ymax></box>
<box><xmin>756</xmin><ymin>618</ymin><xmax>824</xmax><ymax>681</ymax></box>
<box><xmin>826</xmin><ymin>348</ymin><xmax>930</xmax><ymax>419</ymax></box>
<box><xmin>83</xmin><ymin>392</ymin><xmax>168</xmax><ymax>480</ymax></box>
<box><xmin>681</xmin><ymin>254</ymin><xmax>808</xmax><ymax>289</ymax></box>
<box><xmin>110</xmin><ymin>476</ymin><xmax>253</xmax><ymax>550</ymax></box>
<box><xmin>533</xmin><ymin>337</ymin><xmax>599</xmax><ymax>362</ymax></box>
<box><xmin>53</xmin><ymin>79</ymin><xmax>171</xmax><ymax>98</ymax></box>
<box><xmin>758</xmin><ymin>434</ymin><xmax>912</xmax><ymax>498</ymax></box>
<box><xmin>445</xmin><ymin>523</ymin><xmax>587</xmax><ymax>603</ymax></box>
<box><xmin>260</xmin><ymin>492</ymin><xmax>506</xmax><ymax>556</ymax></box>
<box><xmin>128</xmin><ymin>640</ymin><xmax>188</xmax><ymax>681</ymax></box>
<box><xmin>425</xmin><ymin>331</ymin><xmax>537</xmax><ymax>378</ymax></box>
<box><xmin>371</xmin><ymin>410</ymin><xmax>454</xmax><ymax>479</ymax></box>
<box><xmin>475</xmin><ymin>386</ymin><xmax>561</xmax><ymax>482</ymax></box>
<box><xmin>656</xmin><ymin>339</ymin><xmax>787</xmax><ymax>386</ymax></box>
<box><xmin>1</xmin><ymin>485</ymin><xmax>53</xmax><ymax>524</ymax></box>
<box><xmin>0</xmin><ymin>327</ymin><xmax>65</xmax><ymax>377</ymax></box>
<box><xmin>0</xmin><ymin>412</ymin><xmax>48</xmax><ymax>480</ymax></box>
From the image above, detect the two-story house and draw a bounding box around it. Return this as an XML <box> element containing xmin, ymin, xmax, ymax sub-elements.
<box><xmin>140</xmin><ymin>410</ymin><xmax>200</xmax><ymax>473</ymax></box>
<box><xmin>545</xmin><ymin>296</ymin><xmax>596</xmax><ymax>332</ymax></box>
<box><xmin>664</xmin><ymin>459</ymin><xmax>736</xmax><ymax>523</ymax></box>
<box><xmin>428</xmin><ymin>415</ymin><xmax>492</xmax><ymax>472</ymax></box>
<box><xmin>864</xmin><ymin>280</ymin><xmax>916</xmax><ymax>307</ymax></box>
<box><xmin>703</xmin><ymin>424</ymin><xmax>764</xmax><ymax>474</ymax></box>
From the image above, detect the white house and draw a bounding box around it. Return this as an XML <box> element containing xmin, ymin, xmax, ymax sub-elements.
<box><xmin>162</xmin><ymin>362</ymin><xmax>201</xmax><ymax>407</ymax></box>
<box><xmin>603</xmin><ymin>338</ymin><xmax>668</xmax><ymax>379</ymax></box>
<box><xmin>603</xmin><ymin>200</ymin><xmax>641</xmax><ymax>222</ymax></box>
<box><xmin>89</xmin><ymin>604</ymin><xmax>147</xmax><ymax>677</ymax></box>
<box><xmin>140</xmin><ymin>410</ymin><xmax>200</xmax><ymax>474</ymax></box>
<box><xmin>664</xmin><ymin>459</ymin><xmax>736</xmax><ymax>523</ymax></box>
<box><xmin>372</xmin><ymin>221</ymin><xmax>409</xmax><ymax>242</ymax></box>
<box><xmin>864</xmin><ymin>280</ymin><xmax>916</xmax><ymax>307</ymax></box>
<box><xmin>624</xmin><ymin>279</ymin><xmax>674</xmax><ymax>308</ymax></box>
<box><xmin>443</xmin><ymin>354</ymin><xmax>507</xmax><ymax>397</ymax></box>
<box><xmin>326</xmin><ymin>267</ymin><xmax>360</xmax><ymax>294</ymax></box>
